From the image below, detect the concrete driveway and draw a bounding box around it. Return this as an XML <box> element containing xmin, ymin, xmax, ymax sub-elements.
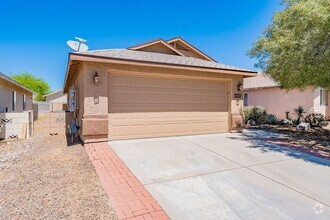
<box><xmin>109</xmin><ymin>130</ymin><xmax>330</xmax><ymax>219</ymax></box>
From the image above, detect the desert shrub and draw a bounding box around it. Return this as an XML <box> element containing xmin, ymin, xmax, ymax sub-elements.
<box><xmin>294</xmin><ymin>105</ymin><xmax>306</xmax><ymax>124</ymax></box>
<box><xmin>305</xmin><ymin>113</ymin><xmax>328</xmax><ymax>127</ymax></box>
<box><xmin>243</xmin><ymin>106</ymin><xmax>267</xmax><ymax>125</ymax></box>
<box><xmin>266</xmin><ymin>114</ymin><xmax>278</xmax><ymax>125</ymax></box>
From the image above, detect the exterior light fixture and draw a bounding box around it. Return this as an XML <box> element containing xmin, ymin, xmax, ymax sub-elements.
<box><xmin>237</xmin><ymin>81</ymin><xmax>243</xmax><ymax>92</ymax></box>
<box><xmin>94</xmin><ymin>71</ymin><xmax>100</xmax><ymax>85</ymax></box>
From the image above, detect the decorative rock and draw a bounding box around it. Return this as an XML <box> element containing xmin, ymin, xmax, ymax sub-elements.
<box><xmin>281</xmin><ymin>119</ymin><xmax>293</xmax><ymax>126</ymax></box>
<box><xmin>247</xmin><ymin>120</ymin><xmax>256</xmax><ymax>126</ymax></box>
<box><xmin>297</xmin><ymin>122</ymin><xmax>311</xmax><ymax>131</ymax></box>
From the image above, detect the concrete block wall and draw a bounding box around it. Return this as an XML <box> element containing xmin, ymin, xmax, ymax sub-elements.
<box><xmin>0</xmin><ymin>111</ymin><xmax>33</xmax><ymax>139</ymax></box>
<box><xmin>43</xmin><ymin>111</ymin><xmax>73</xmax><ymax>136</ymax></box>
<box><xmin>32</xmin><ymin>103</ymin><xmax>38</xmax><ymax>120</ymax></box>
<box><xmin>43</xmin><ymin>112</ymin><xmax>66</xmax><ymax>135</ymax></box>
<box><xmin>34</xmin><ymin>102</ymin><xmax>50</xmax><ymax>119</ymax></box>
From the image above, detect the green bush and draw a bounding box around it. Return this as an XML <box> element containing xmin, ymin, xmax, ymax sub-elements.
<box><xmin>266</xmin><ymin>114</ymin><xmax>278</xmax><ymax>125</ymax></box>
<box><xmin>243</xmin><ymin>106</ymin><xmax>267</xmax><ymax>125</ymax></box>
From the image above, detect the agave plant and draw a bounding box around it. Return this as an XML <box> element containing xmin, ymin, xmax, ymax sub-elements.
<box><xmin>294</xmin><ymin>105</ymin><xmax>306</xmax><ymax>124</ymax></box>
<box><xmin>266</xmin><ymin>114</ymin><xmax>278</xmax><ymax>125</ymax></box>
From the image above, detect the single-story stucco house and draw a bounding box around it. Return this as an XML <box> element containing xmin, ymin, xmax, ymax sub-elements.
<box><xmin>243</xmin><ymin>73</ymin><xmax>330</xmax><ymax>120</ymax></box>
<box><xmin>0</xmin><ymin>72</ymin><xmax>33</xmax><ymax>113</ymax></box>
<box><xmin>63</xmin><ymin>37</ymin><xmax>257</xmax><ymax>143</ymax></box>
<box><xmin>0</xmin><ymin>72</ymin><xmax>34</xmax><ymax>139</ymax></box>
<box><xmin>44</xmin><ymin>90</ymin><xmax>64</xmax><ymax>102</ymax></box>
<box><xmin>44</xmin><ymin>90</ymin><xmax>67</xmax><ymax>112</ymax></box>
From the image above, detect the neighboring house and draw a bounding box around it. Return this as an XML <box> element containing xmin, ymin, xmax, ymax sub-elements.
<box><xmin>0</xmin><ymin>72</ymin><xmax>34</xmax><ymax>139</ymax></box>
<box><xmin>63</xmin><ymin>37</ymin><xmax>257</xmax><ymax>143</ymax></box>
<box><xmin>0</xmin><ymin>72</ymin><xmax>33</xmax><ymax>113</ymax></box>
<box><xmin>44</xmin><ymin>90</ymin><xmax>64</xmax><ymax>102</ymax></box>
<box><xmin>49</xmin><ymin>95</ymin><xmax>67</xmax><ymax>112</ymax></box>
<box><xmin>44</xmin><ymin>90</ymin><xmax>67</xmax><ymax>112</ymax></box>
<box><xmin>243</xmin><ymin>73</ymin><xmax>330</xmax><ymax>120</ymax></box>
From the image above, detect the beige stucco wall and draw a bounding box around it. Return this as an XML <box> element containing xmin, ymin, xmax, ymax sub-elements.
<box><xmin>67</xmin><ymin>61</ymin><xmax>245</xmax><ymax>142</ymax></box>
<box><xmin>245</xmin><ymin>87</ymin><xmax>316</xmax><ymax>119</ymax></box>
<box><xmin>67</xmin><ymin>63</ymin><xmax>86</xmax><ymax>138</ymax></box>
<box><xmin>0</xmin><ymin>78</ymin><xmax>33</xmax><ymax>113</ymax></box>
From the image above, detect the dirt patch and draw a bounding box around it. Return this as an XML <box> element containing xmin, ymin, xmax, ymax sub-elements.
<box><xmin>0</xmin><ymin>122</ymin><xmax>117</xmax><ymax>219</ymax></box>
<box><xmin>248</xmin><ymin>125</ymin><xmax>330</xmax><ymax>159</ymax></box>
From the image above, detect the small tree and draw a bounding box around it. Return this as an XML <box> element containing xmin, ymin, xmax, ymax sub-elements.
<box><xmin>249</xmin><ymin>0</ymin><xmax>330</xmax><ymax>89</ymax></box>
<box><xmin>10</xmin><ymin>73</ymin><xmax>51</xmax><ymax>101</ymax></box>
<box><xmin>294</xmin><ymin>105</ymin><xmax>306</xmax><ymax>124</ymax></box>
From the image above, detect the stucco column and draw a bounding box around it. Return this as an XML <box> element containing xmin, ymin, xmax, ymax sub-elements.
<box><xmin>231</xmin><ymin>77</ymin><xmax>244</xmax><ymax>130</ymax></box>
<box><xmin>81</xmin><ymin>63</ymin><xmax>109</xmax><ymax>143</ymax></box>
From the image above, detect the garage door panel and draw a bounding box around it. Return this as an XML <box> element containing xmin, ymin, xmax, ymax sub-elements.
<box><xmin>108</xmin><ymin>74</ymin><xmax>229</xmax><ymax>140</ymax></box>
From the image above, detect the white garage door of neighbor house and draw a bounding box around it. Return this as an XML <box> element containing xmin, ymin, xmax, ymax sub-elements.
<box><xmin>108</xmin><ymin>73</ymin><xmax>229</xmax><ymax>140</ymax></box>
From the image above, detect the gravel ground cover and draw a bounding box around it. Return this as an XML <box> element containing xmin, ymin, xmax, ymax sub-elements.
<box><xmin>0</xmin><ymin>123</ymin><xmax>117</xmax><ymax>220</ymax></box>
<box><xmin>248</xmin><ymin>124</ymin><xmax>330</xmax><ymax>159</ymax></box>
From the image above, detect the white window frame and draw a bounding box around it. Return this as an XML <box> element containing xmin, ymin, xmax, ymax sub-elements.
<box><xmin>320</xmin><ymin>89</ymin><xmax>328</xmax><ymax>106</ymax></box>
<box><xmin>23</xmin><ymin>94</ymin><xmax>26</xmax><ymax>111</ymax></box>
<box><xmin>243</xmin><ymin>93</ymin><xmax>248</xmax><ymax>107</ymax></box>
<box><xmin>12</xmin><ymin>91</ymin><xmax>16</xmax><ymax>111</ymax></box>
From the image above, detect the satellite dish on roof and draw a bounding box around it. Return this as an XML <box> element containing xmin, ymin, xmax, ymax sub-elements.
<box><xmin>75</xmin><ymin>37</ymin><xmax>87</xmax><ymax>43</ymax></box>
<box><xmin>67</xmin><ymin>37</ymin><xmax>89</xmax><ymax>52</ymax></box>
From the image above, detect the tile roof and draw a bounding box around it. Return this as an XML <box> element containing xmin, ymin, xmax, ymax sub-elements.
<box><xmin>243</xmin><ymin>73</ymin><xmax>279</xmax><ymax>90</ymax></box>
<box><xmin>0</xmin><ymin>72</ymin><xmax>34</xmax><ymax>94</ymax></box>
<box><xmin>74</xmin><ymin>49</ymin><xmax>255</xmax><ymax>73</ymax></box>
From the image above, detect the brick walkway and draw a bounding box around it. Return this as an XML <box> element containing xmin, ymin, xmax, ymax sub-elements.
<box><xmin>85</xmin><ymin>142</ymin><xmax>169</xmax><ymax>220</ymax></box>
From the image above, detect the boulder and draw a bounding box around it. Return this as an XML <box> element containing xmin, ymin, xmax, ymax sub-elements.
<box><xmin>281</xmin><ymin>119</ymin><xmax>293</xmax><ymax>126</ymax></box>
<box><xmin>297</xmin><ymin>122</ymin><xmax>311</xmax><ymax>131</ymax></box>
<box><xmin>247</xmin><ymin>120</ymin><xmax>256</xmax><ymax>126</ymax></box>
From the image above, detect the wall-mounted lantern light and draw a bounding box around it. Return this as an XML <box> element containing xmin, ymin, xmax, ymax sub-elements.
<box><xmin>237</xmin><ymin>81</ymin><xmax>243</xmax><ymax>92</ymax></box>
<box><xmin>94</xmin><ymin>71</ymin><xmax>100</xmax><ymax>85</ymax></box>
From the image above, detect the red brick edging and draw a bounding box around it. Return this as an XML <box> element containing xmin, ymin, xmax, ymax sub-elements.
<box><xmin>85</xmin><ymin>143</ymin><xmax>169</xmax><ymax>220</ymax></box>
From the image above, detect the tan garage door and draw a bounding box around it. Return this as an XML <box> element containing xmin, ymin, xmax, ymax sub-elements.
<box><xmin>108</xmin><ymin>73</ymin><xmax>229</xmax><ymax>140</ymax></box>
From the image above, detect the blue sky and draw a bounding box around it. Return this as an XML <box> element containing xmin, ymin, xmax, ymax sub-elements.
<box><xmin>0</xmin><ymin>0</ymin><xmax>283</xmax><ymax>91</ymax></box>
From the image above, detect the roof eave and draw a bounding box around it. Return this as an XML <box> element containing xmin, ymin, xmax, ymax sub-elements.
<box><xmin>0</xmin><ymin>72</ymin><xmax>35</xmax><ymax>94</ymax></box>
<box><xmin>44</xmin><ymin>90</ymin><xmax>63</xmax><ymax>97</ymax></box>
<box><xmin>63</xmin><ymin>53</ymin><xmax>257</xmax><ymax>92</ymax></box>
<box><xmin>63</xmin><ymin>54</ymin><xmax>74</xmax><ymax>93</ymax></box>
<box><xmin>73</xmin><ymin>53</ymin><xmax>256</xmax><ymax>73</ymax></box>
<box><xmin>243</xmin><ymin>86</ymin><xmax>281</xmax><ymax>91</ymax></box>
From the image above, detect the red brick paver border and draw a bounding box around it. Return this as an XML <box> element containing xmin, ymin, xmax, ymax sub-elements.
<box><xmin>85</xmin><ymin>142</ymin><xmax>169</xmax><ymax>220</ymax></box>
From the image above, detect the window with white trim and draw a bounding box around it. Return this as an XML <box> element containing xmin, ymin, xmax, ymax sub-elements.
<box><xmin>243</xmin><ymin>93</ymin><xmax>248</xmax><ymax>106</ymax></box>
<box><xmin>23</xmin><ymin>94</ymin><xmax>26</xmax><ymax>111</ymax></box>
<box><xmin>12</xmin><ymin>91</ymin><xmax>16</xmax><ymax>111</ymax></box>
<box><xmin>320</xmin><ymin>89</ymin><xmax>328</xmax><ymax>106</ymax></box>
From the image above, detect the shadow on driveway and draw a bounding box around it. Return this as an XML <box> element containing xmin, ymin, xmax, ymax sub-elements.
<box><xmin>230</xmin><ymin>129</ymin><xmax>330</xmax><ymax>167</ymax></box>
